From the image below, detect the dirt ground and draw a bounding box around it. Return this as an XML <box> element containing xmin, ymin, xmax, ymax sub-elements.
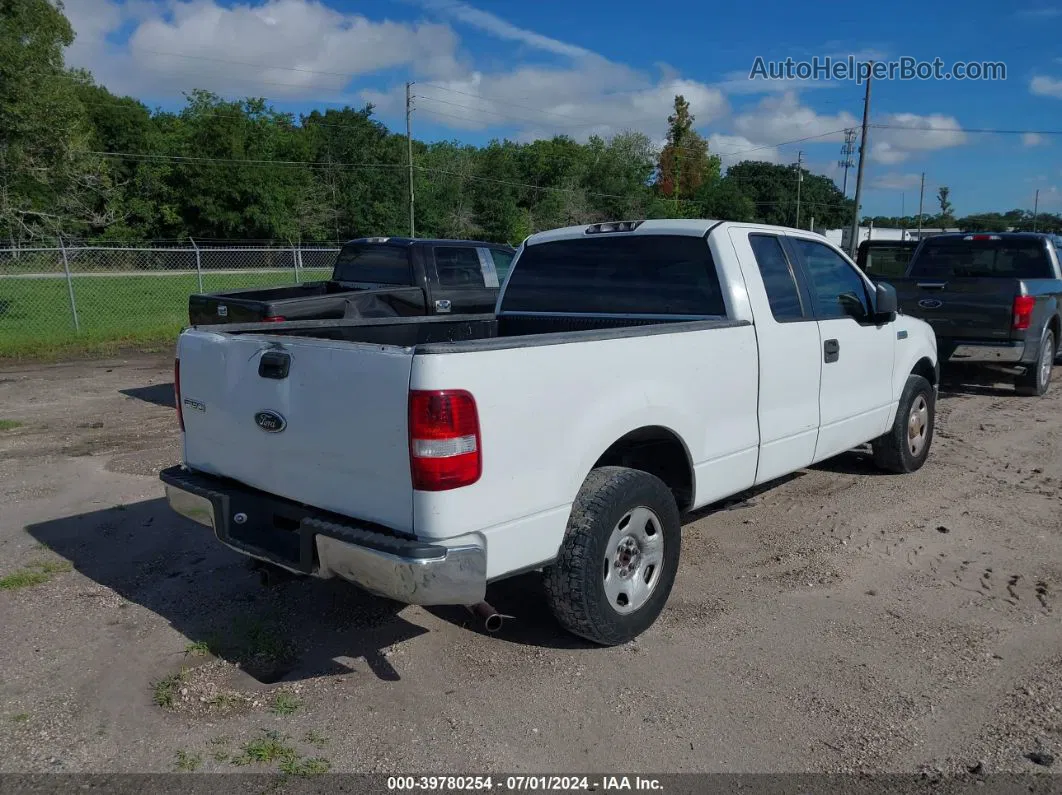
<box><xmin>0</xmin><ymin>353</ymin><xmax>1060</xmax><ymax>778</ymax></box>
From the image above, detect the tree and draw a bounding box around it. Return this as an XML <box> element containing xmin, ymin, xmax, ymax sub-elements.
<box><xmin>655</xmin><ymin>96</ymin><xmax>720</xmax><ymax>204</ymax></box>
<box><xmin>936</xmin><ymin>186</ymin><xmax>954</xmax><ymax>230</ymax></box>
<box><xmin>0</xmin><ymin>0</ymin><xmax>94</xmax><ymax>242</ymax></box>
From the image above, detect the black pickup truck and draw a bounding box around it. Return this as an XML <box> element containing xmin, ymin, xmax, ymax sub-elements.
<box><xmin>856</xmin><ymin>239</ymin><xmax>919</xmax><ymax>278</ymax></box>
<box><xmin>188</xmin><ymin>237</ymin><xmax>516</xmax><ymax>325</ymax></box>
<box><xmin>872</xmin><ymin>232</ymin><xmax>1062</xmax><ymax>395</ymax></box>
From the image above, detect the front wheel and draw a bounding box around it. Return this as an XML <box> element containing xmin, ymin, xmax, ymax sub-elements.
<box><xmin>872</xmin><ymin>374</ymin><xmax>935</xmax><ymax>474</ymax></box>
<box><xmin>543</xmin><ymin>467</ymin><xmax>681</xmax><ymax>646</ymax></box>
<box><xmin>1016</xmin><ymin>330</ymin><xmax>1055</xmax><ymax>397</ymax></box>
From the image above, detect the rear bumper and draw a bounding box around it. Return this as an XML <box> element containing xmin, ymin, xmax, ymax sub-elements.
<box><xmin>159</xmin><ymin>465</ymin><xmax>486</xmax><ymax>605</ymax></box>
<box><xmin>946</xmin><ymin>341</ymin><xmax>1026</xmax><ymax>364</ymax></box>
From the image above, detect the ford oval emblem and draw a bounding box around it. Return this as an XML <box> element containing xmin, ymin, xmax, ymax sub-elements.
<box><xmin>254</xmin><ymin>410</ymin><xmax>286</xmax><ymax>433</ymax></box>
<box><xmin>918</xmin><ymin>298</ymin><xmax>943</xmax><ymax>309</ymax></box>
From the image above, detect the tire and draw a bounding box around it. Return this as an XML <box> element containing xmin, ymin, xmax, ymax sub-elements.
<box><xmin>872</xmin><ymin>374</ymin><xmax>935</xmax><ymax>474</ymax></box>
<box><xmin>1015</xmin><ymin>330</ymin><xmax>1055</xmax><ymax>397</ymax></box>
<box><xmin>543</xmin><ymin>467</ymin><xmax>681</xmax><ymax>646</ymax></box>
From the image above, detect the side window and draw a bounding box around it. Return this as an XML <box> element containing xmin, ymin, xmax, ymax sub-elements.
<box><xmin>489</xmin><ymin>249</ymin><xmax>515</xmax><ymax>282</ymax></box>
<box><xmin>791</xmin><ymin>238</ymin><xmax>871</xmax><ymax>321</ymax></box>
<box><xmin>748</xmin><ymin>234</ymin><xmax>806</xmax><ymax>321</ymax></box>
<box><xmin>434</xmin><ymin>247</ymin><xmax>486</xmax><ymax>288</ymax></box>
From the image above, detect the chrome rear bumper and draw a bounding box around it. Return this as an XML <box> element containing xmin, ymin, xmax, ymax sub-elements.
<box><xmin>161</xmin><ymin>466</ymin><xmax>486</xmax><ymax>606</ymax></box>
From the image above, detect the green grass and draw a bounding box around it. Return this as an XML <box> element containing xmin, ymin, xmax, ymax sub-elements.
<box><xmin>173</xmin><ymin>750</ymin><xmax>202</xmax><ymax>772</ymax></box>
<box><xmin>269</xmin><ymin>691</ymin><xmax>301</xmax><ymax>716</ymax></box>
<box><xmin>151</xmin><ymin>669</ymin><xmax>186</xmax><ymax>709</ymax></box>
<box><xmin>230</xmin><ymin>730</ymin><xmax>330</xmax><ymax>777</ymax></box>
<box><xmin>232</xmin><ymin>730</ymin><xmax>298</xmax><ymax>767</ymax></box>
<box><xmin>10</xmin><ymin>713</ymin><xmax>30</xmax><ymax>723</ymax></box>
<box><xmin>0</xmin><ymin>420</ymin><xmax>22</xmax><ymax>431</ymax></box>
<box><xmin>0</xmin><ymin>560</ymin><xmax>73</xmax><ymax>591</ymax></box>
<box><xmin>184</xmin><ymin>640</ymin><xmax>211</xmax><ymax>657</ymax></box>
<box><xmin>0</xmin><ymin>269</ymin><xmax>331</xmax><ymax>361</ymax></box>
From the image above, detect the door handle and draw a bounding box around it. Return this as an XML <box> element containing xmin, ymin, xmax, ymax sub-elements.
<box><xmin>916</xmin><ymin>282</ymin><xmax>948</xmax><ymax>290</ymax></box>
<box><xmin>258</xmin><ymin>351</ymin><xmax>290</xmax><ymax>379</ymax></box>
<box><xmin>823</xmin><ymin>339</ymin><xmax>840</xmax><ymax>363</ymax></box>
<box><xmin>434</xmin><ymin>299</ymin><xmax>452</xmax><ymax>314</ymax></box>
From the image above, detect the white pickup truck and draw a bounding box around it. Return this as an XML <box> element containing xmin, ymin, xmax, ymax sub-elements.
<box><xmin>161</xmin><ymin>219</ymin><xmax>938</xmax><ymax>645</ymax></box>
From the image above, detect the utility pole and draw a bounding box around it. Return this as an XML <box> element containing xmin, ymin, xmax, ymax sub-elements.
<box><xmin>848</xmin><ymin>67</ymin><xmax>872</xmax><ymax>257</ymax></box>
<box><xmin>838</xmin><ymin>128</ymin><xmax>856</xmax><ymax>197</ymax></box>
<box><xmin>794</xmin><ymin>151</ymin><xmax>804</xmax><ymax>229</ymax></box>
<box><xmin>406</xmin><ymin>81</ymin><xmax>415</xmax><ymax>238</ymax></box>
<box><xmin>917</xmin><ymin>172</ymin><xmax>925</xmax><ymax>239</ymax></box>
<box><xmin>1033</xmin><ymin>189</ymin><xmax>1040</xmax><ymax>232</ymax></box>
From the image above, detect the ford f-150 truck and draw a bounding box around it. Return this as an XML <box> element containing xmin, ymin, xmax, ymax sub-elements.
<box><xmin>161</xmin><ymin>220</ymin><xmax>938</xmax><ymax>645</ymax></box>
<box><xmin>871</xmin><ymin>232</ymin><xmax>1062</xmax><ymax>396</ymax></box>
<box><xmin>187</xmin><ymin>237</ymin><xmax>516</xmax><ymax>325</ymax></box>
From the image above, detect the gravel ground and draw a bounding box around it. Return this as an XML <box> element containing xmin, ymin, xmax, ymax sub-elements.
<box><xmin>0</xmin><ymin>354</ymin><xmax>1060</xmax><ymax>779</ymax></box>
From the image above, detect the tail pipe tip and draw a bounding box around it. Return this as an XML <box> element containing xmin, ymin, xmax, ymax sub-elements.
<box><xmin>465</xmin><ymin>601</ymin><xmax>509</xmax><ymax>633</ymax></box>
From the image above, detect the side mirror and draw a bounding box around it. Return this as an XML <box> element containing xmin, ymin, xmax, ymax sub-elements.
<box><xmin>874</xmin><ymin>282</ymin><xmax>898</xmax><ymax>321</ymax></box>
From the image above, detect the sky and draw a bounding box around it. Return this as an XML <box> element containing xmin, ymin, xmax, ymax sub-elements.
<box><xmin>60</xmin><ymin>0</ymin><xmax>1062</xmax><ymax>219</ymax></box>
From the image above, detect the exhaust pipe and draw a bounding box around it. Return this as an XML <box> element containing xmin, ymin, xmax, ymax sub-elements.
<box><xmin>465</xmin><ymin>601</ymin><xmax>505</xmax><ymax>633</ymax></box>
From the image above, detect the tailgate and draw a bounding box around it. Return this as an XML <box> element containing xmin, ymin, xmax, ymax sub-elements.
<box><xmin>176</xmin><ymin>329</ymin><xmax>415</xmax><ymax>532</ymax></box>
<box><xmin>893</xmin><ymin>278</ymin><xmax>1019</xmax><ymax>341</ymax></box>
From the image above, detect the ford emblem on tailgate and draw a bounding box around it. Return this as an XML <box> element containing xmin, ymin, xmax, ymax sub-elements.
<box><xmin>918</xmin><ymin>298</ymin><xmax>943</xmax><ymax>309</ymax></box>
<box><xmin>254</xmin><ymin>411</ymin><xmax>286</xmax><ymax>433</ymax></box>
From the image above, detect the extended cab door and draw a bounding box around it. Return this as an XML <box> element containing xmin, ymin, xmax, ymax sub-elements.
<box><xmin>785</xmin><ymin>235</ymin><xmax>896</xmax><ymax>462</ymax></box>
<box><xmin>729</xmin><ymin>228</ymin><xmax>822</xmax><ymax>484</ymax></box>
<box><xmin>428</xmin><ymin>244</ymin><xmax>500</xmax><ymax>314</ymax></box>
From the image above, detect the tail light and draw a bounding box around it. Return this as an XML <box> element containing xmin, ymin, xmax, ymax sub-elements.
<box><xmin>262</xmin><ymin>315</ymin><xmax>286</xmax><ymax>323</ymax></box>
<box><xmin>1012</xmin><ymin>295</ymin><xmax>1035</xmax><ymax>330</ymax></box>
<box><xmin>174</xmin><ymin>358</ymin><xmax>184</xmax><ymax>431</ymax></box>
<box><xmin>409</xmin><ymin>390</ymin><xmax>481</xmax><ymax>491</ymax></box>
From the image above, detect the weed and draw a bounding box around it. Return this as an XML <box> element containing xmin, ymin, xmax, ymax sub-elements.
<box><xmin>213</xmin><ymin>751</ymin><xmax>229</xmax><ymax>763</ymax></box>
<box><xmin>209</xmin><ymin>735</ymin><xmax>230</xmax><ymax>747</ymax></box>
<box><xmin>0</xmin><ymin>561</ymin><xmax>71</xmax><ymax>590</ymax></box>
<box><xmin>280</xmin><ymin>756</ymin><xmax>331</xmax><ymax>777</ymax></box>
<box><xmin>152</xmin><ymin>670</ymin><xmax>186</xmax><ymax>709</ymax></box>
<box><xmin>0</xmin><ymin>420</ymin><xmax>22</xmax><ymax>431</ymax></box>
<box><xmin>270</xmin><ymin>691</ymin><xmax>300</xmax><ymax>716</ymax></box>
<box><xmin>184</xmin><ymin>640</ymin><xmax>211</xmax><ymax>657</ymax></box>
<box><xmin>10</xmin><ymin>713</ymin><xmax>30</xmax><ymax>723</ymax></box>
<box><xmin>174</xmin><ymin>750</ymin><xmax>202</xmax><ymax>772</ymax></box>
<box><xmin>303</xmin><ymin>729</ymin><xmax>329</xmax><ymax>747</ymax></box>
<box><xmin>232</xmin><ymin>729</ymin><xmax>298</xmax><ymax>767</ymax></box>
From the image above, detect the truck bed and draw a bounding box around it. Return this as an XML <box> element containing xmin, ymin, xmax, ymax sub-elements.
<box><xmin>188</xmin><ymin>283</ymin><xmax>427</xmax><ymax>325</ymax></box>
<box><xmin>198</xmin><ymin>312</ymin><xmax>739</xmax><ymax>351</ymax></box>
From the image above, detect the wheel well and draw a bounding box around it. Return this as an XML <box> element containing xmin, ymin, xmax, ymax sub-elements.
<box><xmin>912</xmin><ymin>356</ymin><xmax>937</xmax><ymax>387</ymax></box>
<box><xmin>1049</xmin><ymin>315</ymin><xmax>1060</xmax><ymax>347</ymax></box>
<box><xmin>592</xmin><ymin>427</ymin><xmax>694</xmax><ymax>512</ymax></box>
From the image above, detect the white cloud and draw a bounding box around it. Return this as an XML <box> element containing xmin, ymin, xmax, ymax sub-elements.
<box><xmin>63</xmin><ymin>0</ymin><xmax>463</xmax><ymax>99</ymax></box>
<box><xmin>1030</xmin><ymin>75</ymin><xmax>1062</xmax><ymax>98</ymax></box>
<box><xmin>708</xmin><ymin>134</ymin><xmax>781</xmax><ymax>167</ymax></box>
<box><xmin>731</xmin><ymin>92</ymin><xmax>856</xmax><ymax>145</ymax></box>
<box><xmin>1023</xmin><ymin>132</ymin><xmax>1046</xmax><ymax>147</ymax></box>
<box><xmin>870</xmin><ymin>173</ymin><xmax>922</xmax><ymax>190</ymax></box>
<box><xmin>869</xmin><ymin>113</ymin><xmax>966</xmax><ymax>164</ymax></box>
<box><xmin>414</xmin><ymin>0</ymin><xmax>592</xmax><ymax>59</ymax></box>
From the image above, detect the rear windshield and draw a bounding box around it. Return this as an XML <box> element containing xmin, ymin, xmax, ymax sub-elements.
<box><xmin>859</xmin><ymin>244</ymin><xmax>915</xmax><ymax>278</ymax></box>
<box><xmin>909</xmin><ymin>238</ymin><xmax>1053</xmax><ymax>279</ymax></box>
<box><xmin>332</xmin><ymin>244</ymin><xmax>412</xmax><ymax>284</ymax></box>
<box><xmin>501</xmin><ymin>235</ymin><xmax>726</xmax><ymax>316</ymax></box>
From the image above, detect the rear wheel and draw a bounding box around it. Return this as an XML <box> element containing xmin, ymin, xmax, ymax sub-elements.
<box><xmin>543</xmin><ymin>467</ymin><xmax>681</xmax><ymax>646</ymax></box>
<box><xmin>1016</xmin><ymin>330</ymin><xmax>1055</xmax><ymax>397</ymax></box>
<box><xmin>872</xmin><ymin>374</ymin><xmax>935</xmax><ymax>474</ymax></box>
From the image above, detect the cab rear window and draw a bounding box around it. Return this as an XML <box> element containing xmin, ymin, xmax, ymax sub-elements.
<box><xmin>501</xmin><ymin>235</ymin><xmax>726</xmax><ymax>316</ymax></box>
<box><xmin>909</xmin><ymin>238</ymin><xmax>1053</xmax><ymax>279</ymax></box>
<box><xmin>333</xmin><ymin>244</ymin><xmax>413</xmax><ymax>284</ymax></box>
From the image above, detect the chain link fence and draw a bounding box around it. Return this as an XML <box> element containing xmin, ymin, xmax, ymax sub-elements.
<box><xmin>0</xmin><ymin>243</ymin><xmax>339</xmax><ymax>358</ymax></box>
